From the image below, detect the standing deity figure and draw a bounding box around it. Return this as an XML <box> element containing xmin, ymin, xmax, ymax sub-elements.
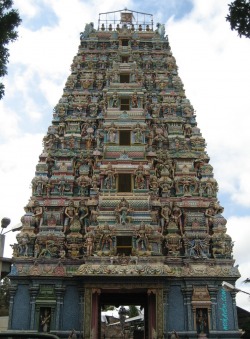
<box><xmin>78</xmin><ymin>199</ymin><xmax>89</xmax><ymax>233</ymax></box>
<box><xmin>91</xmin><ymin>174</ymin><xmax>100</xmax><ymax>191</ymax></box>
<box><xmin>57</xmin><ymin>176</ymin><xmax>67</xmax><ymax>196</ymax></box>
<box><xmin>40</xmin><ymin>308</ymin><xmax>51</xmax><ymax>333</ymax></box>
<box><xmin>112</xmin><ymin>92</ymin><xmax>119</xmax><ymax>107</ymax></box>
<box><xmin>99</xmin><ymin>222</ymin><xmax>115</xmax><ymax>252</ymax></box>
<box><xmin>171</xmin><ymin>203</ymin><xmax>183</xmax><ymax>235</ymax></box>
<box><xmin>32</xmin><ymin>200</ymin><xmax>43</xmax><ymax>232</ymax></box>
<box><xmin>204</xmin><ymin>202</ymin><xmax>216</xmax><ymax>233</ymax></box>
<box><xmin>73</xmin><ymin>154</ymin><xmax>84</xmax><ymax>178</ymax></box>
<box><xmin>183</xmin><ymin>122</ymin><xmax>192</xmax><ymax>138</ymax></box>
<box><xmin>133</xmin><ymin>123</ymin><xmax>144</xmax><ymax>143</ymax></box>
<box><xmin>205</xmin><ymin>179</ymin><xmax>217</xmax><ymax>198</ymax></box>
<box><xmin>63</xmin><ymin>200</ymin><xmax>77</xmax><ymax>233</ymax></box>
<box><xmin>46</xmin><ymin>154</ymin><xmax>55</xmax><ymax>178</ymax></box>
<box><xmin>160</xmin><ymin>203</ymin><xmax>172</xmax><ymax>232</ymax></box>
<box><xmin>32</xmin><ymin>176</ymin><xmax>46</xmax><ymax>196</ymax></box>
<box><xmin>158</xmin><ymin>169</ymin><xmax>173</xmax><ymax>197</ymax></box>
<box><xmin>76</xmin><ymin>174</ymin><xmax>91</xmax><ymax>196</ymax></box>
<box><xmin>149</xmin><ymin>174</ymin><xmax>159</xmax><ymax>195</ymax></box>
<box><xmin>95</xmin><ymin>130</ymin><xmax>104</xmax><ymax>149</ymax></box>
<box><xmin>115</xmin><ymin>198</ymin><xmax>133</xmax><ymax>224</ymax></box>
<box><xmin>131</xmin><ymin>91</ymin><xmax>139</xmax><ymax>108</ymax></box>
<box><xmin>134</xmin><ymin>222</ymin><xmax>150</xmax><ymax>251</ymax></box>
<box><xmin>17</xmin><ymin>233</ymin><xmax>30</xmax><ymax>257</ymax></box>
<box><xmin>84</xmin><ymin>228</ymin><xmax>95</xmax><ymax>256</ymax></box>
<box><xmin>103</xmin><ymin>162</ymin><xmax>116</xmax><ymax>189</ymax></box>
<box><xmin>90</xmin><ymin>206</ymin><xmax>99</xmax><ymax>224</ymax></box>
<box><xmin>106</xmin><ymin>123</ymin><xmax>117</xmax><ymax>143</ymax></box>
<box><xmin>134</xmin><ymin>163</ymin><xmax>147</xmax><ymax>189</ymax></box>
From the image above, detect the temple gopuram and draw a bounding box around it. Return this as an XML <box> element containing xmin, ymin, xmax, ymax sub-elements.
<box><xmin>8</xmin><ymin>9</ymin><xmax>241</xmax><ymax>339</ymax></box>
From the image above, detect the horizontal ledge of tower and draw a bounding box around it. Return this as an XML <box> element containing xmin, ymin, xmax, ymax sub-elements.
<box><xmin>105</xmin><ymin>111</ymin><xmax>145</xmax><ymax>117</ymax></box>
<box><xmin>95</xmin><ymin>30</ymin><xmax>156</xmax><ymax>36</ymax></box>
<box><xmin>103</xmin><ymin>121</ymin><xmax>147</xmax><ymax>126</ymax></box>
<box><xmin>106</xmin><ymin>85</ymin><xmax>144</xmax><ymax>91</ymax></box>
<box><xmin>100</xmin><ymin>163</ymin><xmax>150</xmax><ymax>169</ymax></box>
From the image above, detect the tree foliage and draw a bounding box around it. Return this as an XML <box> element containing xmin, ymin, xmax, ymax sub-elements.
<box><xmin>226</xmin><ymin>0</ymin><xmax>250</xmax><ymax>38</ymax></box>
<box><xmin>128</xmin><ymin>305</ymin><xmax>139</xmax><ymax>318</ymax></box>
<box><xmin>0</xmin><ymin>0</ymin><xmax>21</xmax><ymax>99</ymax></box>
<box><xmin>0</xmin><ymin>277</ymin><xmax>10</xmax><ymax>315</ymax></box>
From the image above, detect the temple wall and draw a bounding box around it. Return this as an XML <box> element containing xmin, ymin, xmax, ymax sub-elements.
<box><xmin>62</xmin><ymin>284</ymin><xmax>81</xmax><ymax>331</ymax></box>
<box><xmin>167</xmin><ymin>283</ymin><xmax>185</xmax><ymax>331</ymax></box>
<box><xmin>11</xmin><ymin>283</ymin><xmax>31</xmax><ymax>329</ymax></box>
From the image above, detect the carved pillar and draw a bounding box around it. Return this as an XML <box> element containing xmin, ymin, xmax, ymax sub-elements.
<box><xmin>231</xmin><ymin>291</ymin><xmax>239</xmax><ymax>329</ymax></box>
<box><xmin>163</xmin><ymin>288</ymin><xmax>169</xmax><ymax>338</ymax></box>
<box><xmin>29</xmin><ymin>284</ymin><xmax>40</xmax><ymax>330</ymax></box>
<box><xmin>8</xmin><ymin>284</ymin><xmax>18</xmax><ymax>329</ymax></box>
<box><xmin>78</xmin><ymin>287</ymin><xmax>85</xmax><ymax>336</ymax></box>
<box><xmin>148</xmin><ymin>289</ymin><xmax>156</xmax><ymax>338</ymax></box>
<box><xmin>84</xmin><ymin>288</ymin><xmax>92</xmax><ymax>339</ymax></box>
<box><xmin>156</xmin><ymin>288</ymin><xmax>164</xmax><ymax>338</ymax></box>
<box><xmin>54</xmin><ymin>286</ymin><xmax>66</xmax><ymax>330</ymax></box>
<box><xmin>182</xmin><ymin>286</ymin><xmax>193</xmax><ymax>331</ymax></box>
<box><xmin>208</xmin><ymin>286</ymin><xmax>218</xmax><ymax>330</ymax></box>
<box><xmin>91</xmin><ymin>289</ymin><xmax>100</xmax><ymax>339</ymax></box>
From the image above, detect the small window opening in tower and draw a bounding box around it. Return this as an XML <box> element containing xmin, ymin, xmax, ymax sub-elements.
<box><xmin>122</xmin><ymin>39</ymin><xmax>129</xmax><ymax>46</ymax></box>
<box><xmin>121</xmin><ymin>56</ymin><xmax>129</xmax><ymax>63</ymax></box>
<box><xmin>118</xmin><ymin>173</ymin><xmax>131</xmax><ymax>192</ymax></box>
<box><xmin>119</xmin><ymin>130</ymin><xmax>130</xmax><ymax>145</ymax></box>
<box><xmin>116</xmin><ymin>236</ymin><xmax>132</xmax><ymax>255</ymax></box>
<box><xmin>120</xmin><ymin>98</ymin><xmax>130</xmax><ymax>111</ymax></box>
<box><xmin>120</xmin><ymin>74</ymin><xmax>130</xmax><ymax>83</ymax></box>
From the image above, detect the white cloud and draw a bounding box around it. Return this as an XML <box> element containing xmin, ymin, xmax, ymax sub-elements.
<box><xmin>0</xmin><ymin>133</ymin><xmax>43</xmax><ymax>257</ymax></box>
<box><xmin>227</xmin><ymin>216</ymin><xmax>250</xmax><ymax>311</ymax></box>
<box><xmin>14</xmin><ymin>0</ymin><xmax>41</xmax><ymax>19</ymax></box>
<box><xmin>166</xmin><ymin>1</ymin><xmax>250</xmax><ymax>209</ymax></box>
<box><xmin>0</xmin><ymin>103</ymin><xmax>20</xmax><ymax>140</ymax></box>
<box><xmin>166</xmin><ymin>0</ymin><xmax>250</xmax><ymax>311</ymax></box>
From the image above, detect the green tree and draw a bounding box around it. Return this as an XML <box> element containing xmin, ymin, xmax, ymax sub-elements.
<box><xmin>226</xmin><ymin>0</ymin><xmax>250</xmax><ymax>38</ymax></box>
<box><xmin>0</xmin><ymin>277</ymin><xmax>10</xmax><ymax>316</ymax></box>
<box><xmin>128</xmin><ymin>305</ymin><xmax>139</xmax><ymax>318</ymax></box>
<box><xmin>0</xmin><ymin>0</ymin><xmax>21</xmax><ymax>99</ymax></box>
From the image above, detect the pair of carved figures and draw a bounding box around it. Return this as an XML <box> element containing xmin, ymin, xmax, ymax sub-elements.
<box><xmin>160</xmin><ymin>203</ymin><xmax>183</xmax><ymax>234</ymax></box>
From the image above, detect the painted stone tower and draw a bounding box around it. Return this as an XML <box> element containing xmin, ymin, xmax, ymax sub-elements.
<box><xmin>9</xmin><ymin>9</ymin><xmax>240</xmax><ymax>339</ymax></box>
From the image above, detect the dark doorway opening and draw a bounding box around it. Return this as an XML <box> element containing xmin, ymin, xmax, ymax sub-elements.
<box><xmin>120</xmin><ymin>98</ymin><xmax>130</xmax><ymax>111</ymax></box>
<box><xmin>120</xmin><ymin>74</ymin><xmax>130</xmax><ymax>83</ymax></box>
<box><xmin>121</xmin><ymin>56</ymin><xmax>129</xmax><ymax>63</ymax></box>
<box><xmin>116</xmin><ymin>236</ymin><xmax>132</xmax><ymax>255</ymax></box>
<box><xmin>118</xmin><ymin>174</ymin><xmax>131</xmax><ymax>192</ymax></box>
<box><xmin>100</xmin><ymin>291</ymin><xmax>147</xmax><ymax>339</ymax></box>
<box><xmin>122</xmin><ymin>39</ymin><xmax>129</xmax><ymax>46</ymax></box>
<box><xmin>119</xmin><ymin>130</ymin><xmax>130</xmax><ymax>145</ymax></box>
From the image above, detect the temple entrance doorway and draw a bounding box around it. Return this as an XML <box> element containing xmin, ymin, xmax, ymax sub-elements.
<box><xmin>90</xmin><ymin>288</ymin><xmax>157</xmax><ymax>339</ymax></box>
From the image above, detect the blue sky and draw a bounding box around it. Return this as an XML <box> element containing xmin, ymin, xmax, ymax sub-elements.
<box><xmin>1</xmin><ymin>0</ymin><xmax>250</xmax><ymax>309</ymax></box>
